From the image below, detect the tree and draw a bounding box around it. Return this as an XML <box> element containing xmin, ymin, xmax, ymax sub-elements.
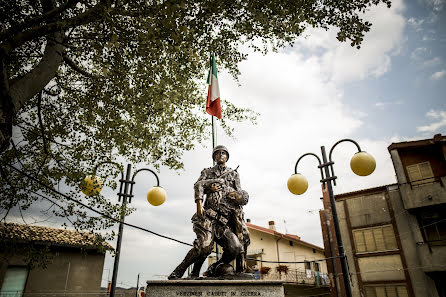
<box><xmin>0</xmin><ymin>0</ymin><xmax>391</xmax><ymax>237</ymax></box>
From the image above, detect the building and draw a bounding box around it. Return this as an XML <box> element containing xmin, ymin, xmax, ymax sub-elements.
<box><xmin>208</xmin><ymin>220</ymin><xmax>330</xmax><ymax>296</ymax></box>
<box><xmin>0</xmin><ymin>222</ymin><xmax>112</xmax><ymax>296</ymax></box>
<box><xmin>320</xmin><ymin>134</ymin><xmax>446</xmax><ymax>297</ymax></box>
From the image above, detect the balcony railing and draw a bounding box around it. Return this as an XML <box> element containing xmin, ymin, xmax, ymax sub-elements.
<box><xmin>261</xmin><ymin>269</ymin><xmax>330</xmax><ymax>286</ymax></box>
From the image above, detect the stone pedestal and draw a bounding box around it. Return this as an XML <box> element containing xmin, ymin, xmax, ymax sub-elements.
<box><xmin>145</xmin><ymin>280</ymin><xmax>284</xmax><ymax>297</ymax></box>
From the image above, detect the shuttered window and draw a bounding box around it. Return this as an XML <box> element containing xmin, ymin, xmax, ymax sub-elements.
<box><xmin>353</xmin><ymin>225</ymin><xmax>398</xmax><ymax>253</ymax></box>
<box><xmin>364</xmin><ymin>284</ymin><xmax>408</xmax><ymax>297</ymax></box>
<box><xmin>406</xmin><ymin>162</ymin><xmax>434</xmax><ymax>185</ymax></box>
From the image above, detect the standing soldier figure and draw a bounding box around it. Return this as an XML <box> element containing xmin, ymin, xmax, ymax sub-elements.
<box><xmin>168</xmin><ymin>145</ymin><xmax>250</xmax><ymax>279</ymax></box>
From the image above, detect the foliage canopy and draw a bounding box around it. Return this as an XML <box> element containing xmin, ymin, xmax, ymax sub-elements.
<box><xmin>0</xmin><ymin>0</ymin><xmax>391</xmax><ymax>243</ymax></box>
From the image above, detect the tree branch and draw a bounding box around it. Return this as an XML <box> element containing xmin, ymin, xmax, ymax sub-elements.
<box><xmin>1</xmin><ymin>3</ymin><xmax>106</xmax><ymax>53</ymax></box>
<box><xmin>37</xmin><ymin>91</ymin><xmax>49</xmax><ymax>155</ymax></box>
<box><xmin>62</xmin><ymin>52</ymin><xmax>96</xmax><ymax>78</ymax></box>
<box><xmin>0</xmin><ymin>0</ymin><xmax>81</xmax><ymax>43</ymax></box>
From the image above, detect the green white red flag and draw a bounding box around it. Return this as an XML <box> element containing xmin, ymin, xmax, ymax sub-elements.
<box><xmin>206</xmin><ymin>53</ymin><xmax>222</xmax><ymax>119</ymax></box>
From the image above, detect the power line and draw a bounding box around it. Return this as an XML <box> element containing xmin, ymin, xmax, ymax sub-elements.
<box><xmin>245</xmin><ymin>255</ymin><xmax>343</xmax><ymax>264</ymax></box>
<box><xmin>1</xmin><ymin>160</ymin><xmax>193</xmax><ymax>247</ymax></box>
<box><xmin>1</xmin><ymin>161</ymin><xmax>350</xmax><ymax>266</ymax></box>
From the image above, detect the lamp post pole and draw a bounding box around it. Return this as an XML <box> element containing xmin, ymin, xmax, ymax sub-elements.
<box><xmin>320</xmin><ymin>146</ymin><xmax>352</xmax><ymax>297</ymax></box>
<box><xmin>87</xmin><ymin>162</ymin><xmax>164</xmax><ymax>297</ymax></box>
<box><xmin>110</xmin><ymin>164</ymin><xmax>132</xmax><ymax>297</ymax></box>
<box><xmin>289</xmin><ymin>139</ymin><xmax>375</xmax><ymax>297</ymax></box>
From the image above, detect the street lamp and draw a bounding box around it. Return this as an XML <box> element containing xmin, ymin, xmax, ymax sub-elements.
<box><xmin>287</xmin><ymin>139</ymin><xmax>375</xmax><ymax>297</ymax></box>
<box><xmin>81</xmin><ymin>162</ymin><xmax>166</xmax><ymax>297</ymax></box>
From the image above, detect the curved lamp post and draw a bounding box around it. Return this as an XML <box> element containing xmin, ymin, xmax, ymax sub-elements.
<box><xmin>81</xmin><ymin>162</ymin><xmax>166</xmax><ymax>297</ymax></box>
<box><xmin>287</xmin><ymin>139</ymin><xmax>375</xmax><ymax>297</ymax></box>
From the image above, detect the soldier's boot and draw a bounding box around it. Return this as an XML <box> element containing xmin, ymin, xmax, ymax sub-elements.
<box><xmin>168</xmin><ymin>248</ymin><xmax>198</xmax><ymax>280</ymax></box>
<box><xmin>235</xmin><ymin>254</ymin><xmax>244</xmax><ymax>273</ymax></box>
<box><xmin>190</xmin><ymin>256</ymin><xmax>206</xmax><ymax>278</ymax></box>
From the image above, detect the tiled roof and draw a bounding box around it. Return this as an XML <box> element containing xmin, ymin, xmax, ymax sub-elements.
<box><xmin>246</xmin><ymin>222</ymin><xmax>324</xmax><ymax>252</ymax></box>
<box><xmin>0</xmin><ymin>222</ymin><xmax>113</xmax><ymax>251</ymax></box>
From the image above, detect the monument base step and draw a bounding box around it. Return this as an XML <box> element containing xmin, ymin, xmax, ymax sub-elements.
<box><xmin>145</xmin><ymin>279</ymin><xmax>284</xmax><ymax>297</ymax></box>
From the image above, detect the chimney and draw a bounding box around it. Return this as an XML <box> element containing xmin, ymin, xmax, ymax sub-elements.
<box><xmin>247</xmin><ymin>219</ymin><xmax>251</xmax><ymax>223</ymax></box>
<box><xmin>268</xmin><ymin>221</ymin><xmax>276</xmax><ymax>231</ymax></box>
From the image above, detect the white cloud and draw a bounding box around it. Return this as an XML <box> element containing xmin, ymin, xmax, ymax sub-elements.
<box><xmin>417</xmin><ymin>110</ymin><xmax>446</xmax><ymax>132</ymax></box>
<box><xmin>425</xmin><ymin>0</ymin><xmax>445</xmax><ymax>11</ymax></box>
<box><xmin>410</xmin><ymin>47</ymin><xmax>428</xmax><ymax>61</ymax></box>
<box><xmin>294</xmin><ymin>0</ymin><xmax>405</xmax><ymax>83</ymax></box>
<box><xmin>430</xmin><ymin>70</ymin><xmax>446</xmax><ymax>80</ymax></box>
<box><xmin>423</xmin><ymin>57</ymin><xmax>441</xmax><ymax>67</ymax></box>
<box><xmin>407</xmin><ymin>17</ymin><xmax>425</xmax><ymax>31</ymax></box>
<box><xmin>375</xmin><ymin>100</ymin><xmax>404</xmax><ymax>108</ymax></box>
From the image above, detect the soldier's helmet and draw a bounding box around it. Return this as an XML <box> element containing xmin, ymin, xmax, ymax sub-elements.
<box><xmin>212</xmin><ymin>145</ymin><xmax>229</xmax><ymax>161</ymax></box>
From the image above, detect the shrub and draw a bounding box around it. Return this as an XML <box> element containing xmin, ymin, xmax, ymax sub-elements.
<box><xmin>260</xmin><ymin>266</ymin><xmax>271</xmax><ymax>275</ymax></box>
<box><xmin>276</xmin><ymin>265</ymin><xmax>289</xmax><ymax>274</ymax></box>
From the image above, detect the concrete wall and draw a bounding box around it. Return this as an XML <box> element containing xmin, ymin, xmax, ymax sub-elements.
<box><xmin>398</xmin><ymin>177</ymin><xmax>446</xmax><ymax>209</ymax></box>
<box><xmin>334</xmin><ymin>199</ymin><xmax>361</xmax><ymax>297</ymax></box>
<box><xmin>0</xmin><ymin>247</ymin><xmax>105</xmax><ymax>292</ymax></box>
<box><xmin>388</xmin><ymin>188</ymin><xmax>446</xmax><ymax>297</ymax></box>
<box><xmin>344</xmin><ymin>192</ymin><xmax>390</xmax><ymax>227</ymax></box>
<box><xmin>335</xmin><ymin>190</ymin><xmax>413</xmax><ymax>297</ymax></box>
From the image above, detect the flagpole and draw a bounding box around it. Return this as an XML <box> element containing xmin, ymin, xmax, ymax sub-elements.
<box><xmin>212</xmin><ymin>116</ymin><xmax>216</xmax><ymax>148</ymax></box>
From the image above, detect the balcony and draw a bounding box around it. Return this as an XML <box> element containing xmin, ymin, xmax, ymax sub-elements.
<box><xmin>399</xmin><ymin>176</ymin><xmax>446</xmax><ymax>210</ymax></box>
<box><xmin>261</xmin><ymin>269</ymin><xmax>330</xmax><ymax>286</ymax></box>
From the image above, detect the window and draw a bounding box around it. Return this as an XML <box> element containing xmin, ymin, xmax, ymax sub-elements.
<box><xmin>353</xmin><ymin>225</ymin><xmax>398</xmax><ymax>253</ymax></box>
<box><xmin>314</xmin><ymin>262</ymin><xmax>320</xmax><ymax>272</ymax></box>
<box><xmin>418</xmin><ymin>205</ymin><xmax>446</xmax><ymax>245</ymax></box>
<box><xmin>0</xmin><ymin>266</ymin><xmax>29</xmax><ymax>297</ymax></box>
<box><xmin>406</xmin><ymin>162</ymin><xmax>434</xmax><ymax>185</ymax></box>
<box><xmin>289</xmin><ymin>241</ymin><xmax>293</xmax><ymax>246</ymax></box>
<box><xmin>304</xmin><ymin>261</ymin><xmax>311</xmax><ymax>270</ymax></box>
<box><xmin>364</xmin><ymin>284</ymin><xmax>408</xmax><ymax>297</ymax></box>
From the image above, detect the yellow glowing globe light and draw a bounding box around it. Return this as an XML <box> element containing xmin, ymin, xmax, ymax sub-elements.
<box><xmin>350</xmin><ymin>151</ymin><xmax>376</xmax><ymax>176</ymax></box>
<box><xmin>147</xmin><ymin>186</ymin><xmax>167</xmax><ymax>206</ymax></box>
<box><xmin>287</xmin><ymin>173</ymin><xmax>309</xmax><ymax>195</ymax></box>
<box><xmin>81</xmin><ymin>175</ymin><xmax>103</xmax><ymax>196</ymax></box>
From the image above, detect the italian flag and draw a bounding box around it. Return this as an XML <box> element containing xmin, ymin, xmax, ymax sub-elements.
<box><xmin>206</xmin><ymin>53</ymin><xmax>222</xmax><ymax>119</ymax></box>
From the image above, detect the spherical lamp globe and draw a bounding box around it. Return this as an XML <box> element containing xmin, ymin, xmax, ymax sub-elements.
<box><xmin>81</xmin><ymin>175</ymin><xmax>103</xmax><ymax>196</ymax></box>
<box><xmin>287</xmin><ymin>173</ymin><xmax>308</xmax><ymax>195</ymax></box>
<box><xmin>147</xmin><ymin>186</ymin><xmax>166</xmax><ymax>206</ymax></box>
<box><xmin>350</xmin><ymin>151</ymin><xmax>376</xmax><ymax>176</ymax></box>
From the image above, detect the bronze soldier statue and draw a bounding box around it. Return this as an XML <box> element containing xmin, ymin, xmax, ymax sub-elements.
<box><xmin>168</xmin><ymin>145</ymin><xmax>250</xmax><ymax>279</ymax></box>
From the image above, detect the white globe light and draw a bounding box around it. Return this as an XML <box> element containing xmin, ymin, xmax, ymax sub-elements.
<box><xmin>81</xmin><ymin>175</ymin><xmax>103</xmax><ymax>196</ymax></box>
<box><xmin>350</xmin><ymin>151</ymin><xmax>376</xmax><ymax>176</ymax></box>
<box><xmin>287</xmin><ymin>173</ymin><xmax>308</xmax><ymax>195</ymax></box>
<box><xmin>147</xmin><ymin>186</ymin><xmax>167</xmax><ymax>206</ymax></box>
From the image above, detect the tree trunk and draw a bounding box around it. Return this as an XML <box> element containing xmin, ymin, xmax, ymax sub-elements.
<box><xmin>0</xmin><ymin>31</ymin><xmax>65</xmax><ymax>152</ymax></box>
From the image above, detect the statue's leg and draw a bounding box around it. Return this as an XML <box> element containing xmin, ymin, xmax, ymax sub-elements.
<box><xmin>190</xmin><ymin>256</ymin><xmax>207</xmax><ymax>277</ymax></box>
<box><xmin>189</xmin><ymin>219</ymin><xmax>214</xmax><ymax>278</ymax></box>
<box><xmin>168</xmin><ymin>247</ymin><xmax>200</xmax><ymax>279</ymax></box>
<box><xmin>219</xmin><ymin>228</ymin><xmax>243</xmax><ymax>264</ymax></box>
<box><xmin>207</xmin><ymin>229</ymin><xmax>243</xmax><ymax>277</ymax></box>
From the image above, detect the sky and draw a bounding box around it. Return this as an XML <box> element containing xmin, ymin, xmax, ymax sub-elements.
<box><xmin>5</xmin><ymin>0</ymin><xmax>446</xmax><ymax>290</ymax></box>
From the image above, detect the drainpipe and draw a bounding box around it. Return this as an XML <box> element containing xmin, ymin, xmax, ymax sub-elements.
<box><xmin>275</xmin><ymin>235</ymin><xmax>283</xmax><ymax>264</ymax></box>
<box><xmin>64</xmin><ymin>262</ymin><xmax>71</xmax><ymax>292</ymax></box>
